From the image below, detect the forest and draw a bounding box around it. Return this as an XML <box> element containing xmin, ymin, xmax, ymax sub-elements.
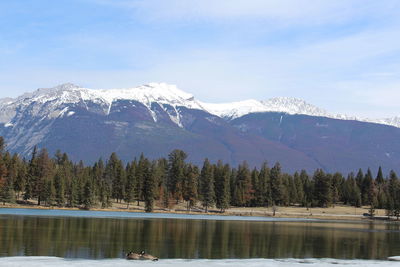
<box><xmin>0</xmin><ymin>136</ymin><xmax>399</xmax><ymax>218</ymax></box>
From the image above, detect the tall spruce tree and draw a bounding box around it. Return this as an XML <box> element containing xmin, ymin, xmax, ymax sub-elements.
<box><xmin>124</xmin><ymin>162</ymin><xmax>136</xmax><ymax>208</ymax></box>
<box><xmin>143</xmin><ymin>160</ymin><xmax>155</xmax><ymax>212</ymax></box>
<box><xmin>183</xmin><ymin>164</ymin><xmax>198</xmax><ymax>211</ymax></box>
<box><xmin>54</xmin><ymin>170</ymin><xmax>65</xmax><ymax>206</ymax></box>
<box><xmin>313</xmin><ymin>169</ymin><xmax>332</xmax><ymax>207</ymax></box>
<box><xmin>199</xmin><ymin>158</ymin><xmax>214</xmax><ymax>212</ymax></box>
<box><xmin>233</xmin><ymin>162</ymin><xmax>253</xmax><ymax>206</ymax></box>
<box><xmin>35</xmin><ymin>148</ymin><xmax>54</xmax><ymax>205</ymax></box>
<box><xmin>214</xmin><ymin>161</ymin><xmax>230</xmax><ymax>212</ymax></box>
<box><xmin>270</xmin><ymin>162</ymin><xmax>283</xmax><ymax>206</ymax></box>
<box><xmin>375</xmin><ymin>166</ymin><xmax>386</xmax><ymax>208</ymax></box>
<box><xmin>255</xmin><ymin>162</ymin><xmax>270</xmax><ymax>207</ymax></box>
<box><xmin>167</xmin><ymin>150</ymin><xmax>187</xmax><ymax>204</ymax></box>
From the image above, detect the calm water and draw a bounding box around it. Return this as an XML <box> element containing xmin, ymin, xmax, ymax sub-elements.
<box><xmin>0</xmin><ymin>208</ymin><xmax>400</xmax><ymax>260</ymax></box>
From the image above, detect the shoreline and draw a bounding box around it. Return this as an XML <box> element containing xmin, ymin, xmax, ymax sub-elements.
<box><xmin>0</xmin><ymin>203</ymin><xmax>394</xmax><ymax>222</ymax></box>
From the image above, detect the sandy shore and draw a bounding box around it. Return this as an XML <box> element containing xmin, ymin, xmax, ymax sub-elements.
<box><xmin>0</xmin><ymin>200</ymin><xmax>394</xmax><ymax>222</ymax></box>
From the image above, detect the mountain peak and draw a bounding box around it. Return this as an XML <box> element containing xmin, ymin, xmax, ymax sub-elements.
<box><xmin>1</xmin><ymin>82</ymin><xmax>399</xmax><ymax>128</ymax></box>
<box><xmin>261</xmin><ymin>97</ymin><xmax>330</xmax><ymax>117</ymax></box>
<box><xmin>36</xmin><ymin>83</ymin><xmax>80</xmax><ymax>94</ymax></box>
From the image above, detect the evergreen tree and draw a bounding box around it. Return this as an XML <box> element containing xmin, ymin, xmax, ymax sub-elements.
<box><xmin>362</xmin><ymin>169</ymin><xmax>374</xmax><ymax>205</ymax></box>
<box><xmin>287</xmin><ymin>174</ymin><xmax>297</xmax><ymax>205</ymax></box>
<box><xmin>255</xmin><ymin>162</ymin><xmax>270</xmax><ymax>207</ymax></box>
<box><xmin>44</xmin><ymin>179</ymin><xmax>55</xmax><ymax>206</ymax></box>
<box><xmin>375</xmin><ymin>166</ymin><xmax>386</xmax><ymax>208</ymax></box>
<box><xmin>293</xmin><ymin>171</ymin><xmax>304</xmax><ymax>205</ymax></box>
<box><xmin>83</xmin><ymin>180</ymin><xmax>94</xmax><ymax>209</ymax></box>
<box><xmin>54</xmin><ymin>171</ymin><xmax>65</xmax><ymax>206</ymax></box>
<box><xmin>214</xmin><ymin>161</ymin><xmax>230</xmax><ymax>212</ymax></box>
<box><xmin>167</xmin><ymin>150</ymin><xmax>187</xmax><ymax>203</ymax></box>
<box><xmin>24</xmin><ymin>146</ymin><xmax>38</xmax><ymax>201</ymax></box>
<box><xmin>313</xmin><ymin>169</ymin><xmax>332</xmax><ymax>207</ymax></box>
<box><xmin>368</xmin><ymin>179</ymin><xmax>378</xmax><ymax>217</ymax></box>
<box><xmin>233</xmin><ymin>162</ymin><xmax>253</xmax><ymax>206</ymax></box>
<box><xmin>0</xmin><ymin>177</ymin><xmax>15</xmax><ymax>205</ymax></box>
<box><xmin>105</xmin><ymin>153</ymin><xmax>125</xmax><ymax>203</ymax></box>
<box><xmin>300</xmin><ymin>170</ymin><xmax>313</xmax><ymax>207</ymax></box>
<box><xmin>387</xmin><ymin>170</ymin><xmax>400</xmax><ymax>219</ymax></box>
<box><xmin>0</xmin><ymin>153</ymin><xmax>15</xmax><ymax>205</ymax></box>
<box><xmin>376</xmin><ymin>166</ymin><xmax>384</xmax><ymax>185</ymax></box>
<box><xmin>270</xmin><ymin>162</ymin><xmax>283</xmax><ymax>206</ymax></box>
<box><xmin>250</xmin><ymin>168</ymin><xmax>259</xmax><ymax>206</ymax></box>
<box><xmin>199</xmin><ymin>158</ymin><xmax>214</xmax><ymax>212</ymax></box>
<box><xmin>124</xmin><ymin>162</ymin><xmax>136</xmax><ymax>208</ymax></box>
<box><xmin>135</xmin><ymin>154</ymin><xmax>148</xmax><ymax>206</ymax></box>
<box><xmin>14</xmin><ymin>156</ymin><xmax>26</xmax><ymax>199</ymax></box>
<box><xmin>183</xmin><ymin>164</ymin><xmax>198</xmax><ymax>211</ymax></box>
<box><xmin>35</xmin><ymin>148</ymin><xmax>54</xmax><ymax>205</ymax></box>
<box><xmin>143</xmin><ymin>160</ymin><xmax>155</xmax><ymax>212</ymax></box>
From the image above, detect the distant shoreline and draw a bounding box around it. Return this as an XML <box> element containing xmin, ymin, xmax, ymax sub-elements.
<box><xmin>0</xmin><ymin>203</ymin><xmax>394</xmax><ymax>222</ymax></box>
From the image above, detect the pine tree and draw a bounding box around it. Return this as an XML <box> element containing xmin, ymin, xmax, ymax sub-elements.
<box><xmin>143</xmin><ymin>160</ymin><xmax>155</xmax><ymax>212</ymax></box>
<box><xmin>83</xmin><ymin>180</ymin><xmax>94</xmax><ymax>209</ymax></box>
<box><xmin>34</xmin><ymin>148</ymin><xmax>54</xmax><ymax>205</ymax></box>
<box><xmin>14</xmin><ymin>156</ymin><xmax>26</xmax><ymax>200</ymax></box>
<box><xmin>375</xmin><ymin>166</ymin><xmax>386</xmax><ymax>208</ymax></box>
<box><xmin>214</xmin><ymin>161</ymin><xmax>230</xmax><ymax>212</ymax></box>
<box><xmin>313</xmin><ymin>169</ymin><xmax>332</xmax><ymax>207</ymax></box>
<box><xmin>167</xmin><ymin>150</ymin><xmax>187</xmax><ymax>203</ymax></box>
<box><xmin>255</xmin><ymin>162</ymin><xmax>269</xmax><ymax>207</ymax></box>
<box><xmin>44</xmin><ymin>179</ymin><xmax>55</xmax><ymax>206</ymax></box>
<box><xmin>54</xmin><ymin>171</ymin><xmax>65</xmax><ymax>207</ymax></box>
<box><xmin>0</xmin><ymin>154</ymin><xmax>15</xmax><ymax>205</ymax></box>
<box><xmin>104</xmin><ymin>153</ymin><xmax>125</xmax><ymax>203</ymax></box>
<box><xmin>183</xmin><ymin>164</ymin><xmax>198</xmax><ymax>211</ymax></box>
<box><xmin>124</xmin><ymin>162</ymin><xmax>136</xmax><ymax>208</ymax></box>
<box><xmin>270</xmin><ymin>162</ymin><xmax>283</xmax><ymax>206</ymax></box>
<box><xmin>199</xmin><ymin>158</ymin><xmax>214</xmax><ymax>212</ymax></box>
<box><xmin>300</xmin><ymin>170</ymin><xmax>312</xmax><ymax>207</ymax></box>
<box><xmin>24</xmin><ymin>146</ymin><xmax>38</xmax><ymax>201</ymax></box>
<box><xmin>362</xmin><ymin>169</ymin><xmax>374</xmax><ymax>206</ymax></box>
<box><xmin>233</xmin><ymin>161</ymin><xmax>253</xmax><ymax>206</ymax></box>
<box><xmin>293</xmin><ymin>171</ymin><xmax>304</xmax><ymax>205</ymax></box>
<box><xmin>368</xmin><ymin>179</ymin><xmax>378</xmax><ymax>217</ymax></box>
<box><xmin>387</xmin><ymin>170</ymin><xmax>400</xmax><ymax>219</ymax></box>
<box><xmin>0</xmin><ymin>178</ymin><xmax>15</xmax><ymax>205</ymax></box>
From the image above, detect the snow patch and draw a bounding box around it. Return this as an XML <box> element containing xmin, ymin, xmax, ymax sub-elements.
<box><xmin>1</xmin><ymin>83</ymin><xmax>400</xmax><ymax>130</ymax></box>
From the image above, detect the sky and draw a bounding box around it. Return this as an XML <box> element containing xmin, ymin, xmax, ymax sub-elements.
<box><xmin>0</xmin><ymin>0</ymin><xmax>400</xmax><ymax>118</ymax></box>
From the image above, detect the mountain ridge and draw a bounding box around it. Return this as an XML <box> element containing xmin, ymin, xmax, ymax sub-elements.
<box><xmin>1</xmin><ymin>82</ymin><xmax>399</xmax><ymax>128</ymax></box>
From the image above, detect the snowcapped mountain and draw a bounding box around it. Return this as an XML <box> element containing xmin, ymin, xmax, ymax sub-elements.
<box><xmin>0</xmin><ymin>82</ymin><xmax>205</xmax><ymax>129</ymax></box>
<box><xmin>203</xmin><ymin>97</ymin><xmax>400</xmax><ymax>128</ymax></box>
<box><xmin>1</xmin><ymin>82</ymin><xmax>398</xmax><ymax>128</ymax></box>
<box><xmin>1</xmin><ymin>82</ymin><xmax>400</xmax><ymax>174</ymax></box>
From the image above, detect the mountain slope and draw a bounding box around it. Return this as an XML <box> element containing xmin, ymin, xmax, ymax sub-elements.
<box><xmin>0</xmin><ymin>83</ymin><xmax>399</xmax><ymax>174</ymax></box>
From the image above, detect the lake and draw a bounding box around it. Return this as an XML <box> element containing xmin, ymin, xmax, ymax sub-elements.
<box><xmin>0</xmin><ymin>208</ymin><xmax>400</xmax><ymax>266</ymax></box>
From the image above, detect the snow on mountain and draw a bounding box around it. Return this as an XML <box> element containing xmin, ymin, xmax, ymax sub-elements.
<box><xmin>200</xmin><ymin>99</ymin><xmax>268</xmax><ymax>120</ymax></box>
<box><xmin>0</xmin><ymin>82</ymin><xmax>204</xmax><ymax>128</ymax></box>
<box><xmin>0</xmin><ymin>83</ymin><xmax>399</xmax><ymax>129</ymax></box>
<box><xmin>204</xmin><ymin>97</ymin><xmax>400</xmax><ymax>128</ymax></box>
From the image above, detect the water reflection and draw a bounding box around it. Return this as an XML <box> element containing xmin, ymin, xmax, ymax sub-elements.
<box><xmin>1</xmin><ymin>215</ymin><xmax>400</xmax><ymax>259</ymax></box>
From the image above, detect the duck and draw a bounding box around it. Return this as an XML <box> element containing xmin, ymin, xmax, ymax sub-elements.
<box><xmin>140</xmin><ymin>250</ymin><xmax>159</xmax><ymax>261</ymax></box>
<box><xmin>126</xmin><ymin>251</ymin><xmax>141</xmax><ymax>260</ymax></box>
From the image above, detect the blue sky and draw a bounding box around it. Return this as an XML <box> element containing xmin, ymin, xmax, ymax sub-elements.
<box><xmin>1</xmin><ymin>0</ymin><xmax>400</xmax><ymax>118</ymax></box>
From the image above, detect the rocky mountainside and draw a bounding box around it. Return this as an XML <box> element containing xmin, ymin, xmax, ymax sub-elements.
<box><xmin>0</xmin><ymin>83</ymin><xmax>399</xmax><ymax>174</ymax></box>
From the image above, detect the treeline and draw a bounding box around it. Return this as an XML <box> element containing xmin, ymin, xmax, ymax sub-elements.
<box><xmin>0</xmin><ymin>137</ymin><xmax>400</xmax><ymax>217</ymax></box>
